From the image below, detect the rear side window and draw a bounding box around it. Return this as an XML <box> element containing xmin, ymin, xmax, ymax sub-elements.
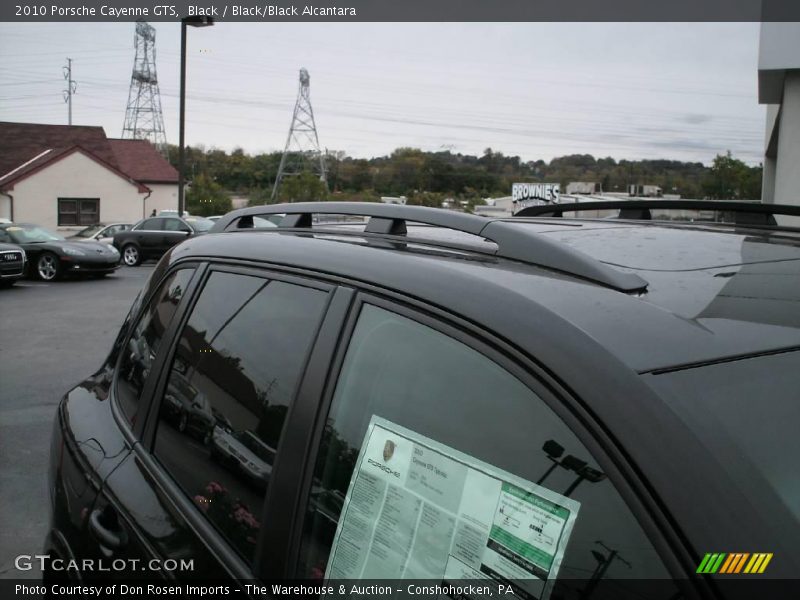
<box><xmin>297</xmin><ymin>304</ymin><xmax>676</xmax><ymax>595</ymax></box>
<box><xmin>153</xmin><ymin>271</ymin><xmax>329</xmax><ymax>564</ymax></box>
<box><xmin>164</xmin><ymin>218</ymin><xmax>191</xmax><ymax>232</ymax></box>
<box><xmin>116</xmin><ymin>268</ymin><xmax>194</xmax><ymax>427</ymax></box>
<box><xmin>137</xmin><ymin>218</ymin><xmax>163</xmax><ymax>230</ymax></box>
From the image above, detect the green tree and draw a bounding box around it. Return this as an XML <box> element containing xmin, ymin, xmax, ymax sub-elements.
<box><xmin>186</xmin><ymin>172</ymin><xmax>232</xmax><ymax>216</ymax></box>
<box><xmin>703</xmin><ymin>151</ymin><xmax>761</xmax><ymax>200</ymax></box>
<box><xmin>277</xmin><ymin>171</ymin><xmax>329</xmax><ymax>203</ymax></box>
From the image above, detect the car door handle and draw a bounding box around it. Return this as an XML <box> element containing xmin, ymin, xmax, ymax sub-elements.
<box><xmin>88</xmin><ymin>507</ymin><xmax>128</xmax><ymax>552</ymax></box>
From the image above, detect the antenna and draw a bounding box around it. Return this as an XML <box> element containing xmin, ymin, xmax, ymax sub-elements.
<box><xmin>62</xmin><ymin>58</ymin><xmax>76</xmax><ymax>125</ymax></box>
<box><xmin>122</xmin><ymin>20</ymin><xmax>168</xmax><ymax>157</ymax></box>
<box><xmin>271</xmin><ymin>68</ymin><xmax>327</xmax><ymax>202</ymax></box>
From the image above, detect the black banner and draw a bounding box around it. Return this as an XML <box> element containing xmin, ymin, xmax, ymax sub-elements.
<box><xmin>3</xmin><ymin>0</ymin><xmax>800</xmax><ymax>22</ymax></box>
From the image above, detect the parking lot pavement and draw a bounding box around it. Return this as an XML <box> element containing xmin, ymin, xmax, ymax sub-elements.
<box><xmin>0</xmin><ymin>266</ymin><xmax>154</xmax><ymax>579</ymax></box>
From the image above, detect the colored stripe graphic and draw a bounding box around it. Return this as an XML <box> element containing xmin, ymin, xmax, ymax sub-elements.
<box><xmin>701</xmin><ymin>552</ymin><xmax>773</xmax><ymax>574</ymax></box>
<box><xmin>719</xmin><ymin>554</ymin><xmax>735</xmax><ymax>573</ymax></box>
<box><xmin>696</xmin><ymin>554</ymin><xmax>713</xmax><ymax>573</ymax></box>
<box><xmin>758</xmin><ymin>553</ymin><xmax>773</xmax><ymax>573</ymax></box>
<box><xmin>710</xmin><ymin>553</ymin><xmax>726</xmax><ymax>573</ymax></box>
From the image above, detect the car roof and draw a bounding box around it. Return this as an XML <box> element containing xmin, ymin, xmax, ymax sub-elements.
<box><xmin>168</xmin><ymin>211</ymin><xmax>800</xmax><ymax>374</ymax></box>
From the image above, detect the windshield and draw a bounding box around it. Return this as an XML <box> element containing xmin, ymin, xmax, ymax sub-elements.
<box><xmin>6</xmin><ymin>225</ymin><xmax>64</xmax><ymax>243</ymax></box>
<box><xmin>74</xmin><ymin>224</ymin><xmax>104</xmax><ymax>238</ymax></box>
<box><xmin>186</xmin><ymin>217</ymin><xmax>215</xmax><ymax>232</ymax></box>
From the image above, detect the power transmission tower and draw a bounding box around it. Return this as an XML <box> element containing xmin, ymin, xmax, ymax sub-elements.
<box><xmin>62</xmin><ymin>58</ymin><xmax>76</xmax><ymax>125</ymax></box>
<box><xmin>271</xmin><ymin>68</ymin><xmax>327</xmax><ymax>202</ymax></box>
<box><xmin>122</xmin><ymin>21</ymin><xmax>168</xmax><ymax>157</ymax></box>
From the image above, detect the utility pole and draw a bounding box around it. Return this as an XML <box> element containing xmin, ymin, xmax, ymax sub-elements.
<box><xmin>63</xmin><ymin>58</ymin><xmax>76</xmax><ymax>125</ymax></box>
<box><xmin>271</xmin><ymin>68</ymin><xmax>327</xmax><ymax>203</ymax></box>
<box><xmin>581</xmin><ymin>541</ymin><xmax>632</xmax><ymax>599</ymax></box>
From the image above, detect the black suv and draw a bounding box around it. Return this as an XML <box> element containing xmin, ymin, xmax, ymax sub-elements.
<box><xmin>46</xmin><ymin>203</ymin><xmax>799</xmax><ymax>597</ymax></box>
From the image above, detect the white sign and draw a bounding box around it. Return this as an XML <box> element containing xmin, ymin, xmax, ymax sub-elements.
<box><xmin>511</xmin><ymin>183</ymin><xmax>560</xmax><ymax>213</ymax></box>
<box><xmin>325</xmin><ymin>417</ymin><xmax>580</xmax><ymax>600</ymax></box>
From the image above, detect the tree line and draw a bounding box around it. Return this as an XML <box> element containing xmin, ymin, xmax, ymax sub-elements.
<box><xmin>168</xmin><ymin>144</ymin><xmax>763</xmax><ymax>216</ymax></box>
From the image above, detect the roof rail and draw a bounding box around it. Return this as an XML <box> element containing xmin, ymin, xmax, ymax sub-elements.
<box><xmin>210</xmin><ymin>202</ymin><xmax>648</xmax><ymax>293</ymax></box>
<box><xmin>515</xmin><ymin>199</ymin><xmax>800</xmax><ymax>227</ymax></box>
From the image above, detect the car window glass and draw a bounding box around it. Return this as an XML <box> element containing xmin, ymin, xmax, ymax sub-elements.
<box><xmin>115</xmin><ymin>268</ymin><xmax>195</xmax><ymax>428</ymax></box>
<box><xmin>164</xmin><ymin>218</ymin><xmax>190</xmax><ymax>232</ymax></box>
<box><xmin>138</xmin><ymin>218</ymin><xmax>163</xmax><ymax>231</ymax></box>
<box><xmin>297</xmin><ymin>305</ymin><xmax>676</xmax><ymax>595</ymax></box>
<box><xmin>153</xmin><ymin>271</ymin><xmax>329</xmax><ymax>565</ymax></box>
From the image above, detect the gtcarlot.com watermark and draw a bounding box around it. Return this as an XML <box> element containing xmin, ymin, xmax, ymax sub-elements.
<box><xmin>14</xmin><ymin>554</ymin><xmax>194</xmax><ymax>573</ymax></box>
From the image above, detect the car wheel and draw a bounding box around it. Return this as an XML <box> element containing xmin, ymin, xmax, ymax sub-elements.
<box><xmin>122</xmin><ymin>244</ymin><xmax>141</xmax><ymax>266</ymax></box>
<box><xmin>36</xmin><ymin>253</ymin><xmax>61</xmax><ymax>281</ymax></box>
<box><xmin>178</xmin><ymin>412</ymin><xmax>188</xmax><ymax>433</ymax></box>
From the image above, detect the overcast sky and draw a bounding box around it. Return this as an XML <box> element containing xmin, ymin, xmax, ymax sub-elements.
<box><xmin>0</xmin><ymin>22</ymin><xmax>765</xmax><ymax>165</ymax></box>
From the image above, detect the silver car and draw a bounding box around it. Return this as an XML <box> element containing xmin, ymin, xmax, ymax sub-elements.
<box><xmin>69</xmin><ymin>223</ymin><xmax>132</xmax><ymax>246</ymax></box>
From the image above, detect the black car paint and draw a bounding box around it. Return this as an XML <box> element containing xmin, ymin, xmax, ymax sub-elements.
<box><xmin>46</xmin><ymin>211</ymin><xmax>800</xmax><ymax>586</ymax></box>
<box><xmin>0</xmin><ymin>224</ymin><xmax>119</xmax><ymax>280</ymax></box>
<box><xmin>113</xmin><ymin>217</ymin><xmax>208</xmax><ymax>266</ymax></box>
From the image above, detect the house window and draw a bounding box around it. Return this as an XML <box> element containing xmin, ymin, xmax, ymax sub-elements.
<box><xmin>58</xmin><ymin>198</ymin><xmax>99</xmax><ymax>226</ymax></box>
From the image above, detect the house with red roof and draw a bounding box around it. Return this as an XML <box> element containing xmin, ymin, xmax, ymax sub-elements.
<box><xmin>0</xmin><ymin>122</ymin><xmax>178</xmax><ymax>232</ymax></box>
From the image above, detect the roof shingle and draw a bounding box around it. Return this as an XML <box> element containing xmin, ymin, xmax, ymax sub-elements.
<box><xmin>0</xmin><ymin>121</ymin><xmax>177</xmax><ymax>187</ymax></box>
<box><xmin>108</xmin><ymin>139</ymin><xmax>178</xmax><ymax>183</ymax></box>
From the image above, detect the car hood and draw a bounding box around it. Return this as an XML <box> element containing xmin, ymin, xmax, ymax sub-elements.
<box><xmin>25</xmin><ymin>240</ymin><xmax>117</xmax><ymax>254</ymax></box>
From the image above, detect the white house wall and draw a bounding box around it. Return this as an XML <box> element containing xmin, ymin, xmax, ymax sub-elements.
<box><xmin>144</xmin><ymin>183</ymin><xmax>179</xmax><ymax>217</ymax></box>
<box><xmin>0</xmin><ymin>194</ymin><xmax>10</xmax><ymax>220</ymax></box>
<box><xmin>9</xmin><ymin>152</ymin><xmax>146</xmax><ymax>232</ymax></box>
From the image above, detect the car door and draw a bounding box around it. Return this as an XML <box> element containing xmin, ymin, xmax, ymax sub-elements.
<box><xmin>160</xmin><ymin>218</ymin><xmax>192</xmax><ymax>255</ymax></box>
<box><xmin>130</xmin><ymin>218</ymin><xmax>165</xmax><ymax>259</ymax></box>
<box><xmin>72</xmin><ymin>265</ymin><xmax>198</xmax><ymax>581</ymax></box>
<box><xmin>91</xmin><ymin>264</ymin><xmax>345</xmax><ymax>581</ymax></box>
<box><xmin>272</xmin><ymin>295</ymin><xmax>688</xmax><ymax>599</ymax></box>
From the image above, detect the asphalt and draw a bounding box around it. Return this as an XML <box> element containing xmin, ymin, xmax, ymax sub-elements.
<box><xmin>0</xmin><ymin>265</ymin><xmax>155</xmax><ymax>579</ymax></box>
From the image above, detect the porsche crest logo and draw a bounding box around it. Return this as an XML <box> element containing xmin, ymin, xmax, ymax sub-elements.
<box><xmin>383</xmin><ymin>440</ymin><xmax>396</xmax><ymax>462</ymax></box>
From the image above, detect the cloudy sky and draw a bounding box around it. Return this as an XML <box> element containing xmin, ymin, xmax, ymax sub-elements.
<box><xmin>0</xmin><ymin>22</ymin><xmax>765</xmax><ymax>165</ymax></box>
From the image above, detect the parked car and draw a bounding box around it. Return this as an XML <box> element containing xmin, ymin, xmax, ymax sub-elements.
<box><xmin>0</xmin><ymin>223</ymin><xmax>119</xmax><ymax>281</ymax></box>
<box><xmin>68</xmin><ymin>223</ymin><xmax>132</xmax><ymax>246</ymax></box>
<box><xmin>0</xmin><ymin>241</ymin><xmax>26</xmax><ymax>287</ymax></box>
<box><xmin>45</xmin><ymin>202</ymin><xmax>799</xmax><ymax>592</ymax></box>
<box><xmin>161</xmin><ymin>371</ymin><xmax>216</xmax><ymax>444</ymax></box>
<box><xmin>210</xmin><ymin>429</ymin><xmax>275</xmax><ymax>491</ymax></box>
<box><xmin>113</xmin><ymin>215</ymin><xmax>214</xmax><ymax>266</ymax></box>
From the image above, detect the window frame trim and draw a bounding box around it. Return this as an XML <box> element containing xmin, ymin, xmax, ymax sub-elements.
<box><xmin>57</xmin><ymin>196</ymin><xmax>99</xmax><ymax>227</ymax></box>
<box><xmin>280</xmin><ymin>291</ymin><xmax>695</xmax><ymax>584</ymax></box>
<box><xmin>109</xmin><ymin>261</ymin><xmax>205</xmax><ymax>446</ymax></box>
<box><xmin>134</xmin><ymin>261</ymin><xmax>342</xmax><ymax>579</ymax></box>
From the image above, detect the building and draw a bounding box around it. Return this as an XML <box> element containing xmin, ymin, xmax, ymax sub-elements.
<box><xmin>0</xmin><ymin>122</ymin><xmax>178</xmax><ymax>232</ymax></box>
<box><xmin>566</xmin><ymin>181</ymin><xmax>602</xmax><ymax>195</ymax></box>
<box><xmin>759</xmin><ymin>23</ymin><xmax>800</xmax><ymax>206</ymax></box>
<box><xmin>628</xmin><ymin>184</ymin><xmax>662</xmax><ymax>198</ymax></box>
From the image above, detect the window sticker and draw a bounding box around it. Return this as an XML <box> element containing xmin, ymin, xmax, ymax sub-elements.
<box><xmin>325</xmin><ymin>416</ymin><xmax>580</xmax><ymax>600</ymax></box>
